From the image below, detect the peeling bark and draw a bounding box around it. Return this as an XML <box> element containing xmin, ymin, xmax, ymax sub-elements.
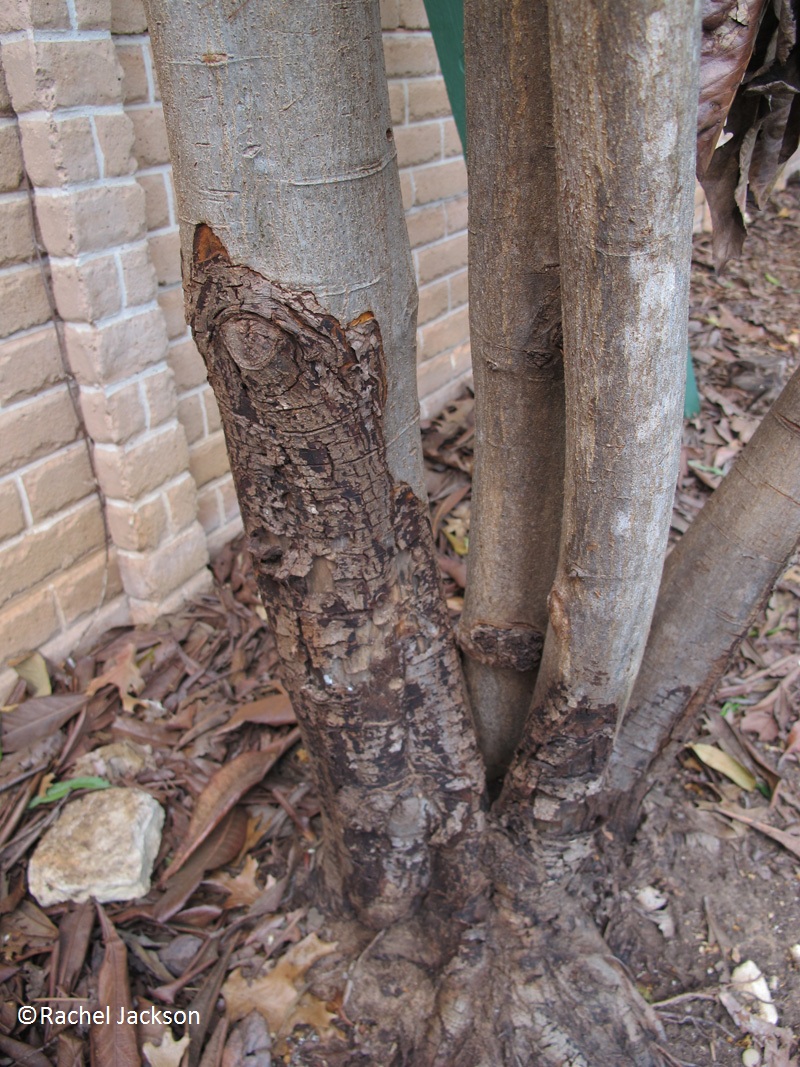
<box><xmin>501</xmin><ymin>0</ymin><xmax>701</xmax><ymax>832</ymax></box>
<box><xmin>601</xmin><ymin>363</ymin><xmax>800</xmax><ymax>832</ymax></box>
<box><xmin>459</xmin><ymin>0</ymin><xmax>565</xmax><ymax>778</ymax></box>
<box><xmin>187</xmin><ymin>226</ymin><xmax>485</xmax><ymax>925</ymax></box>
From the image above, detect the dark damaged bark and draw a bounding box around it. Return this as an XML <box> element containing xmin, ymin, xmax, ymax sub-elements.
<box><xmin>187</xmin><ymin>225</ymin><xmax>485</xmax><ymax>926</ymax></box>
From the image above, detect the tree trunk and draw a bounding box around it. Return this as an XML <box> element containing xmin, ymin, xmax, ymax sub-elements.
<box><xmin>144</xmin><ymin>0</ymin><xmax>486</xmax><ymax>928</ymax></box>
<box><xmin>459</xmin><ymin>0</ymin><xmax>565</xmax><ymax>779</ymax></box>
<box><xmin>501</xmin><ymin>0</ymin><xmax>702</xmax><ymax>834</ymax></box>
<box><xmin>601</xmin><ymin>361</ymin><xmax>800</xmax><ymax>831</ymax></box>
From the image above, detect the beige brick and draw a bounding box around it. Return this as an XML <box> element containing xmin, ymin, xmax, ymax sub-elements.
<box><xmin>445</xmin><ymin>194</ymin><xmax>468</xmax><ymax>234</ymax></box>
<box><xmin>0</xmin><ymin>325</ymin><xmax>63</xmax><ymax>404</ymax></box>
<box><xmin>110</xmin><ymin>0</ymin><xmax>146</xmax><ymax>34</ymax></box>
<box><xmin>19</xmin><ymin>115</ymin><xmax>98</xmax><ymax>187</ymax></box>
<box><xmin>0</xmin><ymin>65</ymin><xmax>11</xmax><ymax>118</ymax></box>
<box><xmin>164</xmin><ymin>473</ymin><xmax>197</xmax><ymax>532</ymax></box>
<box><xmin>196</xmin><ymin>483</ymin><xmax>220</xmax><ymax>533</ymax></box>
<box><xmin>418</xmin><ymin>278</ymin><xmax>449</xmax><ymax>325</ymax></box>
<box><xmin>0</xmin><ymin>265</ymin><xmax>51</xmax><ymax>338</ymax></box>
<box><xmin>419</xmin><ymin>306</ymin><xmax>469</xmax><ymax>362</ymax></box>
<box><xmin>0</xmin><ymin>498</ymin><xmax>104</xmax><ymax>607</ymax></box>
<box><xmin>0</xmin><ymin>123</ymin><xmax>23</xmax><ymax>193</ymax></box>
<box><xmin>395</xmin><ymin>122</ymin><xmax>441</xmax><ymax>168</ymax></box>
<box><xmin>119</xmin><ymin>242</ymin><xmax>157</xmax><ymax>306</ymax></box>
<box><xmin>0</xmin><ymin>386</ymin><xmax>79</xmax><ymax>477</ymax></box>
<box><xmin>94</xmin><ymin>112</ymin><xmax>135</xmax><ymax>177</ymax></box>
<box><xmin>407</xmin><ymin>77</ymin><xmax>450</xmax><ymax>121</ymax></box>
<box><xmin>157</xmin><ymin>285</ymin><xmax>186</xmax><ymax>339</ymax></box>
<box><xmin>0</xmin><ymin>479</ymin><xmax>25</xmax><ymax>541</ymax></box>
<box><xmin>399</xmin><ymin>170</ymin><xmax>413</xmax><ymax>211</ymax></box>
<box><xmin>380</xmin><ymin>0</ymin><xmax>400</xmax><ymax>30</ymax></box>
<box><xmin>50</xmin><ymin>254</ymin><xmax>122</xmax><ymax>322</ymax></box>
<box><xmin>116</xmin><ymin>43</ymin><xmax>148</xmax><ymax>104</ymax></box>
<box><xmin>0</xmin><ymin>585</ymin><xmax>60</xmax><ymax>664</ymax></box>
<box><xmin>406</xmin><ymin>203</ymin><xmax>445</xmax><ymax>249</ymax></box>
<box><xmin>147</xmin><ymin>229</ymin><xmax>180</xmax><ymax>286</ymax></box>
<box><xmin>388</xmin><ymin>81</ymin><xmax>405</xmax><ymax>126</ymax></box>
<box><xmin>203</xmin><ymin>388</ymin><xmax>221</xmax><ymax>433</ymax></box>
<box><xmin>117</xmin><ymin>521</ymin><xmax>208</xmax><ymax>601</ymax></box>
<box><xmin>417</xmin><ymin>340</ymin><xmax>471</xmax><ymax>395</ymax></box>
<box><xmin>2</xmin><ymin>39</ymin><xmax>122</xmax><ymax>113</ymax></box>
<box><xmin>129</xmin><ymin>105</ymin><xmax>169</xmax><ymax>168</ymax></box>
<box><xmin>220</xmin><ymin>475</ymin><xmax>240</xmax><ymax>522</ymax></box>
<box><xmin>413</xmin><ymin>158</ymin><xmax>467</xmax><ymax>206</ymax></box>
<box><xmin>137</xmin><ymin>172</ymin><xmax>170</xmax><ymax>230</ymax></box>
<box><xmin>443</xmin><ymin>117</ymin><xmax>462</xmax><ymax>158</ymax></box>
<box><xmin>35</xmin><ymin>182</ymin><xmax>145</xmax><ymax>257</ymax></box>
<box><xmin>0</xmin><ymin>0</ymin><xmax>69</xmax><ymax>32</ymax></box>
<box><xmin>398</xmin><ymin>0</ymin><xmax>428</xmax><ymax>28</ymax></box>
<box><xmin>189</xmin><ymin>430</ymin><xmax>229</xmax><ymax>487</ymax></box>
<box><xmin>169</xmin><ymin>337</ymin><xmax>207</xmax><ymax>390</ymax></box>
<box><xmin>64</xmin><ymin>306</ymin><xmax>168</xmax><ymax>385</ymax></box>
<box><xmin>79</xmin><ymin>380</ymin><xmax>147</xmax><ymax>444</ymax></box>
<box><xmin>51</xmin><ymin>546</ymin><xmax>122</xmax><ymax>623</ymax></box>
<box><xmin>21</xmin><ymin>442</ymin><xmax>95</xmax><ymax>522</ymax></box>
<box><xmin>383</xmin><ymin>35</ymin><xmax>438</xmax><ymax>78</ymax></box>
<box><xmin>93</xmin><ymin>421</ymin><xmax>189</xmax><ymax>500</ymax></box>
<box><xmin>141</xmin><ymin>365</ymin><xmax>177</xmax><ymax>427</ymax></box>
<box><xmin>177</xmin><ymin>392</ymin><xmax>204</xmax><ymax>444</ymax></box>
<box><xmin>0</xmin><ymin>195</ymin><xmax>35</xmax><ymax>268</ymax></box>
<box><xmin>106</xmin><ymin>493</ymin><xmax>166</xmax><ymax>551</ymax></box>
<box><xmin>449</xmin><ymin>268</ymin><xmax>468</xmax><ymax>308</ymax></box>
<box><xmin>416</xmin><ymin>232</ymin><xmax>468</xmax><ymax>286</ymax></box>
<box><xmin>73</xmin><ymin>0</ymin><xmax>111</xmax><ymax>30</ymax></box>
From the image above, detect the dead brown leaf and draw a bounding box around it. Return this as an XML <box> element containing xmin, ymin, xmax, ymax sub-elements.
<box><xmin>214</xmin><ymin>689</ymin><xmax>297</xmax><ymax>737</ymax></box>
<box><xmin>206</xmin><ymin>855</ymin><xmax>262</xmax><ymax>909</ymax></box>
<box><xmin>0</xmin><ymin>694</ymin><xmax>86</xmax><ymax>753</ymax></box>
<box><xmin>57</xmin><ymin>901</ymin><xmax>95</xmax><ymax>997</ymax></box>
<box><xmin>86</xmin><ymin>642</ymin><xmax>145</xmax><ymax>712</ymax></box>
<box><xmin>162</xmin><ymin>731</ymin><xmax>300</xmax><ymax>881</ymax></box>
<box><xmin>222</xmin><ymin>933</ymin><xmax>339</xmax><ymax>1041</ymax></box>
<box><xmin>90</xmin><ymin>906</ymin><xmax>141</xmax><ymax>1067</ymax></box>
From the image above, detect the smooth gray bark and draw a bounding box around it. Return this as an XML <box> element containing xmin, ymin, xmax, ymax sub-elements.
<box><xmin>603</xmin><ymin>363</ymin><xmax>800</xmax><ymax>828</ymax></box>
<box><xmin>145</xmin><ymin>0</ymin><xmax>423</xmax><ymax>495</ymax></box>
<box><xmin>460</xmin><ymin>0</ymin><xmax>565</xmax><ymax>779</ymax></box>
<box><xmin>502</xmin><ymin>0</ymin><xmax>702</xmax><ymax>830</ymax></box>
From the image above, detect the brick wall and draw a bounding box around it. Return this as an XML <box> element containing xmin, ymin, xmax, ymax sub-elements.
<box><xmin>0</xmin><ymin>0</ymin><xmax>474</xmax><ymax>698</ymax></box>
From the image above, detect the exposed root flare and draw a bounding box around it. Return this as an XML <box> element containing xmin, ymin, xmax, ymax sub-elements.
<box><xmin>291</xmin><ymin>827</ymin><xmax>667</xmax><ymax>1066</ymax></box>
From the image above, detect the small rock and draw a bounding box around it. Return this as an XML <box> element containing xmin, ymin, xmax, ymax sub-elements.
<box><xmin>71</xmin><ymin>741</ymin><xmax>154</xmax><ymax>783</ymax></box>
<box><xmin>28</xmin><ymin>787</ymin><xmax>164</xmax><ymax>906</ymax></box>
<box><xmin>742</xmin><ymin>1047</ymin><xmax>761</xmax><ymax>1067</ymax></box>
<box><xmin>790</xmin><ymin>944</ymin><xmax>800</xmax><ymax>965</ymax></box>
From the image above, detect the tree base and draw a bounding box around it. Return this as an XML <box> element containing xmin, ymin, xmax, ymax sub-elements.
<box><xmin>290</xmin><ymin>824</ymin><xmax>668</xmax><ymax>1066</ymax></box>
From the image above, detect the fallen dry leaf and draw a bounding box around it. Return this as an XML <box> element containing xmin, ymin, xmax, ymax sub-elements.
<box><xmin>86</xmin><ymin>642</ymin><xmax>145</xmax><ymax>712</ymax></box>
<box><xmin>90</xmin><ymin>907</ymin><xmax>141</xmax><ymax>1066</ymax></box>
<box><xmin>162</xmin><ymin>731</ymin><xmax>299</xmax><ymax>881</ymax></box>
<box><xmin>690</xmin><ymin>743</ymin><xmax>756</xmax><ymax>791</ymax></box>
<box><xmin>207</xmin><ymin>855</ymin><xmax>262</xmax><ymax>909</ymax></box>
<box><xmin>0</xmin><ymin>693</ymin><xmax>86</xmax><ymax>753</ymax></box>
<box><xmin>222</xmin><ymin>932</ymin><xmax>339</xmax><ymax>1041</ymax></box>
<box><xmin>142</xmin><ymin>1031</ymin><xmax>190</xmax><ymax>1067</ymax></box>
<box><xmin>214</xmin><ymin>689</ymin><xmax>297</xmax><ymax>736</ymax></box>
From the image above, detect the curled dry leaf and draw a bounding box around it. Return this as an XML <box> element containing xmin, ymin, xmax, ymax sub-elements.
<box><xmin>206</xmin><ymin>855</ymin><xmax>262</xmax><ymax>909</ymax></box>
<box><xmin>690</xmin><ymin>742</ymin><xmax>757</xmax><ymax>790</ymax></box>
<box><xmin>91</xmin><ymin>906</ymin><xmax>141</xmax><ymax>1067</ymax></box>
<box><xmin>161</xmin><ymin>732</ymin><xmax>299</xmax><ymax>881</ymax></box>
<box><xmin>214</xmin><ymin>689</ymin><xmax>297</xmax><ymax>737</ymax></box>
<box><xmin>142</xmin><ymin>1031</ymin><xmax>190</xmax><ymax>1067</ymax></box>
<box><xmin>86</xmin><ymin>642</ymin><xmax>145</xmax><ymax>712</ymax></box>
<box><xmin>222</xmin><ymin>932</ymin><xmax>339</xmax><ymax>1041</ymax></box>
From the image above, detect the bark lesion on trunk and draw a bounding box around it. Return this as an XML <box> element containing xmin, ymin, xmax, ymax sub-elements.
<box><xmin>186</xmin><ymin>224</ymin><xmax>486</xmax><ymax>927</ymax></box>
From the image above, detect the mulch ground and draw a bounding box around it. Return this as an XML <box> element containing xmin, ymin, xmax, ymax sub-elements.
<box><xmin>2</xmin><ymin>185</ymin><xmax>800</xmax><ymax>1067</ymax></box>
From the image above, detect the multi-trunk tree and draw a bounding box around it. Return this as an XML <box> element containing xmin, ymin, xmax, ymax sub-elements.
<box><xmin>143</xmin><ymin>0</ymin><xmax>800</xmax><ymax>1061</ymax></box>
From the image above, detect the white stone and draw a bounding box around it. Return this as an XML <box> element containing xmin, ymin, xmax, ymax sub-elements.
<box><xmin>28</xmin><ymin>787</ymin><xmax>164</xmax><ymax>906</ymax></box>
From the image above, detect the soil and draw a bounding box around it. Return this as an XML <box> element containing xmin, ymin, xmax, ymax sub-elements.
<box><xmin>1</xmin><ymin>185</ymin><xmax>800</xmax><ymax>1066</ymax></box>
